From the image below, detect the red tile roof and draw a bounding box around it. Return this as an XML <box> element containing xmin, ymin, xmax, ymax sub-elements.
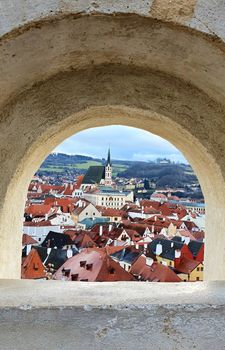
<box><xmin>177</xmin><ymin>229</ymin><xmax>196</xmax><ymax>241</ymax></box>
<box><xmin>21</xmin><ymin>249</ymin><xmax>46</xmax><ymax>279</ymax></box>
<box><xmin>175</xmin><ymin>256</ymin><xmax>200</xmax><ymax>274</ymax></box>
<box><xmin>54</xmin><ymin>248</ymin><xmax>135</xmax><ymax>282</ymax></box>
<box><xmin>23</xmin><ymin>220</ymin><xmax>52</xmax><ymax>227</ymax></box>
<box><xmin>22</xmin><ymin>234</ymin><xmax>38</xmax><ymax>246</ymax></box>
<box><xmin>130</xmin><ymin>255</ymin><xmax>181</xmax><ymax>282</ymax></box>
<box><xmin>25</xmin><ymin>204</ymin><xmax>52</xmax><ymax>217</ymax></box>
<box><xmin>101</xmin><ymin>208</ymin><xmax>126</xmax><ymax>217</ymax></box>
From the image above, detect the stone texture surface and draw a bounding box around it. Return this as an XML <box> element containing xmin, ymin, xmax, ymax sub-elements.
<box><xmin>0</xmin><ymin>281</ymin><xmax>225</xmax><ymax>349</ymax></box>
<box><xmin>1</xmin><ymin>0</ymin><xmax>225</xmax><ymax>39</ymax></box>
<box><xmin>0</xmin><ymin>2</ymin><xmax>225</xmax><ymax>281</ymax></box>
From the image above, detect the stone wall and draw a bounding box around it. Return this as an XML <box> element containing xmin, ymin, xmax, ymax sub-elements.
<box><xmin>0</xmin><ymin>1</ymin><xmax>225</xmax><ymax>281</ymax></box>
<box><xmin>0</xmin><ymin>280</ymin><xmax>225</xmax><ymax>349</ymax></box>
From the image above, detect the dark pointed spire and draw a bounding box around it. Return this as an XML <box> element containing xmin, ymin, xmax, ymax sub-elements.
<box><xmin>106</xmin><ymin>148</ymin><xmax>112</xmax><ymax>166</ymax></box>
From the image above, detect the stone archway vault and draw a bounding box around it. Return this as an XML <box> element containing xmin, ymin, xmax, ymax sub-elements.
<box><xmin>1</xmin><ymin>13</ymin><xmax>225</xmax><ymax>280</ymax></box>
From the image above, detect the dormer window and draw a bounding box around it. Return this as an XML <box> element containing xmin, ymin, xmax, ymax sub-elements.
<box><xmin>62</xmin><ymin>268</ymin><xmax>70</xmax><ymax>277</ymax></box>
<box><xmin>80</xmin><ymin>261</ymin><xmax>86</xmax><ymax>267</ymax></box>
<box><xmin>86</xmin><ymin>263</ymin><xmax>93</xmax><ymax>270</ymax></box>
<box><xmin>71</xmin><ymin>273</ymin><xmax>78</xmax><ymax>281</ymax></box>
<box><xmin>33</xmin><ymin>262</ymin><xmax>39</xmax><ymax>270</ymax></box>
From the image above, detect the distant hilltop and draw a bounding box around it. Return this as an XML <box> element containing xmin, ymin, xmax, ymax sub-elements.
<box><xmin>38</xmin><ymin>153</ymin><xmax>198</xmax><ymax>190</ymax></box>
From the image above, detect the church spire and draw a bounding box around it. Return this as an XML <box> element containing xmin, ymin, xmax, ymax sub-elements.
<box><xmin>106</xmin><ymin>148</ymin><xmax>112</xmax><ymax>166</ymax></box>
<box><xmin>105</xmin><ymin>148</ymin><xmax>112</xmax><ymax>187</ymax></box>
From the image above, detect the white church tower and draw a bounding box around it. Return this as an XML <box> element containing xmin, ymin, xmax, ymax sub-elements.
<box><xmin>104</xmin><ymin>148</ymin><xmax>112</xmax><ymax>186</ymax></box>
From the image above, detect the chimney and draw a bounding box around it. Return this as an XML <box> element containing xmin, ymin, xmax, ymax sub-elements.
<box><xmin>184</xmin><ymin>237</ymin><xmax>190</xmax><ymax>245</ymax></box>
<box><xmin>26</xmin><ymin>244</ymin><xmax>32</xmax><ymax>256</ymax></box>
<box><xmin>45</xmin><ymin>214</ymin><xmax>48</xmax><ymax>221</ymax></box>
<box><xmin>156</xmin><ymin>243</ymin><xmax>163</xmax><ymax>255</ymax></box>
<box><xmin>171</xmin><ymin>242</ymin><xmax>174</xmax><ymax>248</ymax></box>
<box><xmin>109</xmin><ymin>224</ymin><xmax>112</xmax><ymax>232</ymax></box>
<box><xmin>67</xmin><ymin>249</ymin><xmax>73</xmax><ymax>258</ymax></box>
<box><xmin>175</xmin><ymin>249</ymin><xmax>181</xmax><ymax>259</ymax></box>
<box><xmin>146</xmin><ymin>257</ymin><xmax>154</xmax><ymax>267</ymax></box>
<box><xmin>154</xmin><ymin>216</ymin><xmax>157</xmax><ymax>221</ymax></box>
<box><xmin>47</xmin><ymin>248</ymin><xmax>51</xmax><ymax>255</ymax></box>
<box><xmin>99</xmin><ymin>226</ymin><xmax>103</xmax><ymax>236</ymax></box>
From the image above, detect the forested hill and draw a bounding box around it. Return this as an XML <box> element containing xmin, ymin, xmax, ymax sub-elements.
<box><xmin>117</xmin><ymin>163</ymin><xmax>197</xmax><ymax>188</ymax></box>
<box><xmin>39</xmin><ymin>153</ymin><xmax>198</xmax><ymax>188</ymax></box>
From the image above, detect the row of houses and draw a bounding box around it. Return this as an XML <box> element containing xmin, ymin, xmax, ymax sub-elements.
<box><xmin>22</xmin><ymin>170</ymin><xmax>205</xmax><ymax>282</ymax></box>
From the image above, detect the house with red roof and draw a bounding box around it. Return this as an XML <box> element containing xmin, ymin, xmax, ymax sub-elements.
<box><xmin>22</xmin><ymin>233</ymin><xmax>38</xmax><ymax>256</ymax></box>
<box><xmin>54</xmin><ymin>248</ymin><xmax>135</xmax><ymax>282</ymax></box>
<box><xmin>150</xmin><ymin>193</ymin><xmax>168</xmax><ymax>202</ymax></box>
<box><xmin>72</xmin><ymin>201</ymin><xmax>102</xmax><ymax>224</ymax></box>
<box><xmin>117</xmin><ymin>229</ymin><xmax>142</xmax><ymax>245</ymax></box>
<box><xmin>21</xmin><ymin>248</ymin><xmax>46</xmax><ymax>279</ymax></box>
<box><xmin>130</xmin><ymin>255</ymin><xmax>181</xmax><ymax>282</ymax></box>
<box><xmin>100</xmin><ymin>207</ymin><xmax>127</xmax><ymax>223</ymax></box>
<box><xmin>175</xmin><ymin>256</ymin><xmax>204</xmax><ymax>281</ymax></box>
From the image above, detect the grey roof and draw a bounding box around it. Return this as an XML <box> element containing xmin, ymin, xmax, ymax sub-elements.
<box><xmin>188</xmin><ymin>240</ymin><xmax>204</xmax><ymax>257</ymax></box>
<box><xmin>41</xmin><ymin>231</ymin><xmax>74</xmax><ymax>249</ymax></box>
<box><xmin>79</xmin><ymin>217</ymin><xmax>110</xmax><ymax>229</ymax></box>
<box><xmin>82</xmin><ymin>166</ymin><xmax>105</xmax><ymax>184</ymax></box>
<box><xmin>111</xmin><ymin>248</ymin><xmax>140</xmax><ymax>264</ymax></box>
<box><xmin>33</xmin><ymin>246</ymin><xmax>78</xmax><ymax>270</ymax></box>
<box><xmin>149</xmin><ymin>238</ymin><xmax>184</xmax><ymax>261</ymax></box>
<box><xmin>169</xmin><ymin>200</ymin><xmax>205</xmax><ymax>208</ymax></box>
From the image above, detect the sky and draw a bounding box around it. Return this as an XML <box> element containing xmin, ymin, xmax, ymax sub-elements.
<box><xmin>54</xmin><ymin>125</ymin><xmax>188</xmax><ymax>163</ymax></box>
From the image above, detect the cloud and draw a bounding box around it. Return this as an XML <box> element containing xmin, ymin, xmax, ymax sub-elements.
<box><xmin>54</xmin><ymin>125</ymin><xmax>188</xmax><ymax>163</ymax></box>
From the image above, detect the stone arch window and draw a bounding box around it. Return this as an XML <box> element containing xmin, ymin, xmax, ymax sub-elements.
<box><xmin>0</xmin><ymin>7</ymin><xmax>225</xmax><ymax>285</ymax></box>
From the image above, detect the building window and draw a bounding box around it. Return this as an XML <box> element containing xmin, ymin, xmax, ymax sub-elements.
<box><xmin>80</xmin><ymin>261</ymin><xmax>86</xmax><ymax>267</ymax></box>
<box><xmin>196</xmin><ymin>277</ymin><xmax>200</xmax><ymax>281</ymax></box>
<box><xmin>197</xmin><ymin>267</ymin><xmax>199</xmax><ymax>271</ymax></box>
<box><xmin>201</xmin><ymin>267</ymin><xmax>204</xmax><ymax>271</ymax></box>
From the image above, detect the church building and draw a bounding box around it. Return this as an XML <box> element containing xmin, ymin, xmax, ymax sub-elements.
<box><xmin>81</xmin><ymin>149</ymin><xmax>112</xmax><ymax>189</ymax></box>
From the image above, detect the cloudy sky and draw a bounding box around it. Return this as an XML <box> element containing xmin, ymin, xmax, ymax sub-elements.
<box><xmin>54</xmin><ymin>125</ymin><xmax>187</xmax><ymax>163</ymax></box>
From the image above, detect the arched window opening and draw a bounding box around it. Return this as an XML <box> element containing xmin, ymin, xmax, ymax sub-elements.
<box><xmin>22</xmin><ymin>125</ymin><xmax>205</xmax><ymax>283</ymax></box>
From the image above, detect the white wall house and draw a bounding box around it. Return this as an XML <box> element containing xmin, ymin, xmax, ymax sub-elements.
<box><xmin>23</xmin><ymin>225</ymin><xmax>62</xmax><ymax>243</ymax></box>
<box><xmin>83</xmin><ymin>190</ymin><xmax>133</xmax><ymax>209</ymax></box>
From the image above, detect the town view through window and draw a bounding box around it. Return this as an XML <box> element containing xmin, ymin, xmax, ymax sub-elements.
<box><xmin>23</xmin><ymin>126</ymin><xmax>205</xmax><ymax>282</ymax></box>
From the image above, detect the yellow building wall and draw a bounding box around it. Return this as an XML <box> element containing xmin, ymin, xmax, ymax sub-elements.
<box><xmin>178</xmin><ymin>264</ymin><xmax>204</xmax><ymax>282</ymax></box>
<box><xmin>156</xmin><ymin>256</ymin><xmax>174</xmax><ymax>268</ymax></box>
<box><xmin>190</xmin><ymin>263</ymin><xmax>204</xmax><ymax>281</ymax></box>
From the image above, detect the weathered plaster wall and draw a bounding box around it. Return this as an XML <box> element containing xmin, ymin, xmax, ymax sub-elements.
<box><xmin>0</xmin><ymin>1</ymin><xmax>225</xmax><ymax>281</ymax></box>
